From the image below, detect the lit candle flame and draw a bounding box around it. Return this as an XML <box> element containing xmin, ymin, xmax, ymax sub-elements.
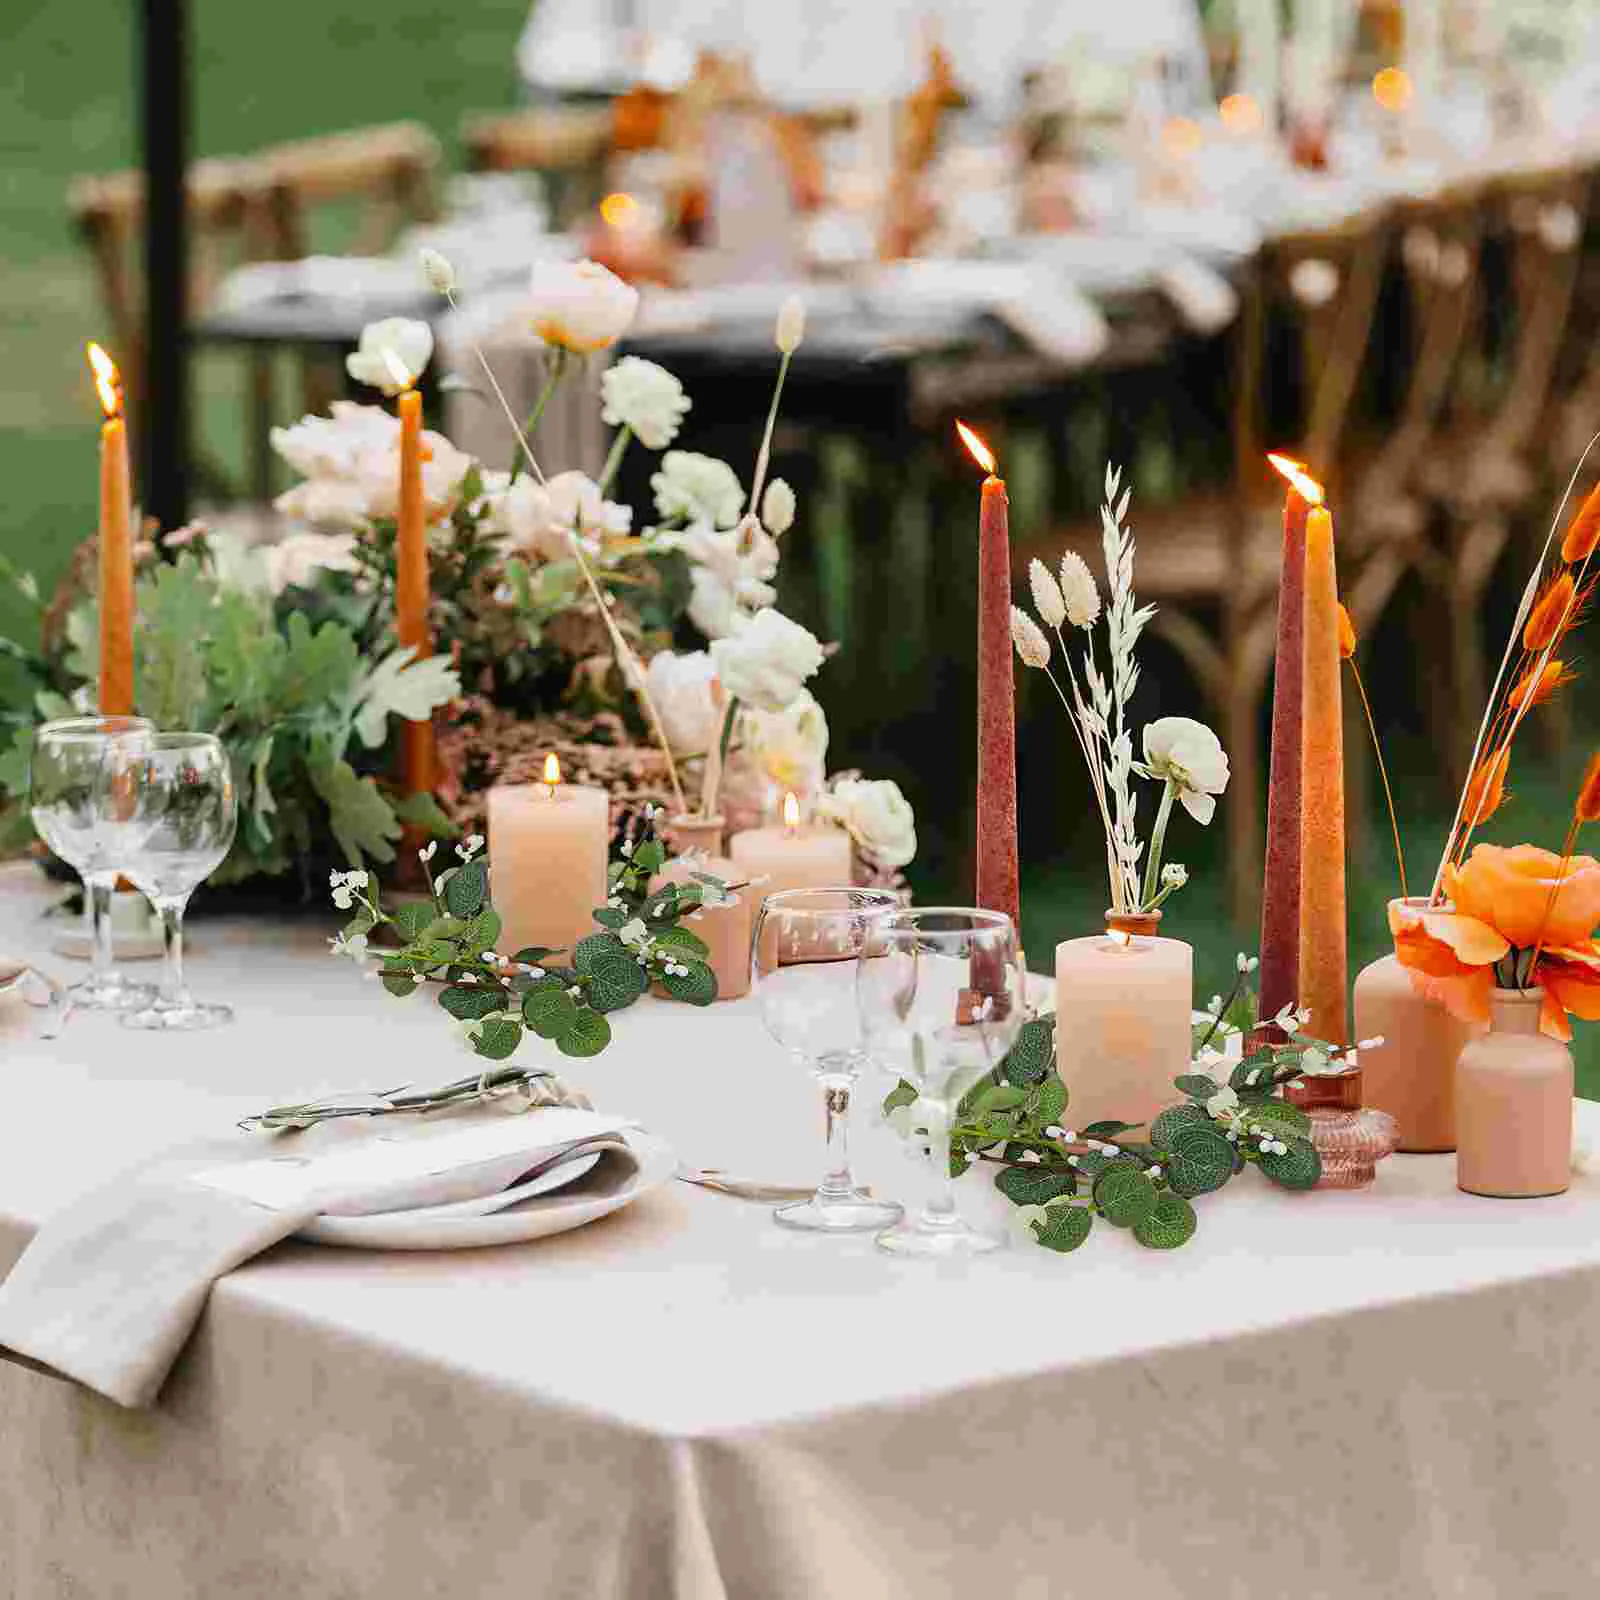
<box><xmin>382</xmin><ymin>347</ymin><xmax>414</xmax><ymax>391</ymax></box>
<box><xmin>955</xmin><ymin>420</ymin><xmax>996</xmax><ymax>476</ymax></box>
<box><xmin>782</xmin><ymin>791</ymin><xmax>800</xmax><ymax>833</ymax></box>
<box><xmin>1219</xmin><ymin>93</ymin><xmax>1263</xmax><ymax>135</ymax></box>
<box><xmin>86</xmin><ymin>342</ymin><xmax>121</xmax><ymax>418</ymax></box>
<box><xmin>1372</xmin><ymin>67</ymin><xmax>1413</xmax><ymax>113</ymax></box>
<box><xmin>542</xmin><ymin>752</ymin><xmax>562</xmax><ymax>788</ymax></box>
<box><xmin>1267</xmin><ymin>453</ymin><xmax>1325</xmax><ymax>506</ymax></box>
<box><xmin>600</xmin><ymin>191</ymin><xmax>638</xmax><ymax>228</ymax></box>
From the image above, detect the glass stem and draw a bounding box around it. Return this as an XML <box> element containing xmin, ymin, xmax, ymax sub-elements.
<box><xmin>155</xmin><ymin>894</ymin><xmax>193</xmax><ymax>1006</ymax></box>
<box><xmin>815</xmin><ymin>1064</ymin><xmax>858</xmax><ymax>1202</ymax></box>
<box><xmin>925</xmin><ymin>1102</ymin><xmax>959</xmax><ymax>1226</ymax></box>
<box><xmin>86</xmin><ymin>873</ymin><xmax>116</xmax><ymax>980</ymax></box>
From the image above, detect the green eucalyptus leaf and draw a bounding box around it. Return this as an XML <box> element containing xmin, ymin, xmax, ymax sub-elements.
<box><xmin>1000</xmin><ymin>1017</ymin><xmax>1056</xmax><ymax>1087</ymax></box>
<box><xmin>557</xmin><ymin>1009</ymin><xmax>612</xmax><ymax>1058</ymax></box>
<box><xmin>1229</xmin><ymin>1053</ymin><xmax>1277</xmax><ymax>1092</ymax></box>
<box><xmin>573</xmin><ymin>932</ymin><xmax>650</xmax><ymax>1014</ymax></box>
<box><xmin>471</xmin><ymin>1018</ymin><xmax>523</xmax><ymax>1061</ymax></box>
<box><xmin>445</xmin><ymin>858</ymin><xmax>488</xmax><ymax>918</ymax></box>
<box><xmin>1174</xmin><ymin>1073</ymin><xmax>1220</xmax><ymax>1100</ymax></box>
<box><xmin>659</xmin><ymin>961</ymin><xmax>718</xmax><ymax>1006</ymax></box>
<box><xmin>381</xmin><ymin>968</ymin><xmax>419</xmax><ymax>997</ymax></box>
<box><xmin>1242</xmin><ymin>1099</ymin><xmax>1313</xmax><ymax>1138</ymax></box>
<box><xmin>1082</xmin><ymin>1119</ymin><xmax>1140</xmax><ymax>1138</ymax></box>
<box><xmin>1032</xmin><ymin>1203</ymin><xmax>1093</xmax><ymax>1252</ymax></box>
<box><xmin>439</xmin><ymin>984</ymin><xmax>506</xmax><ymax>1021</ymax></box>
<box><xmin>464</xmin><ymin>909</ymin><xmax>503</xmax><ymax>952</ymax></box>
<box><xmin>522</xmin><ymin>980</ymin><xmax>579</xmax><ymax>1038</ymax></box>
<box><xmin>1163</xmin><ymin>1124</ymin><xmax>1236</xmax><ymax>1197</ymax></box>
<box><xmin>883</xmin><ymin>1080</ymin><xmax>918</xmax><ymax>1115</ymax></box>
<box><xmin>652</xmin><ymin>924</ymin><xmax>710</xmax><ymax>959</ymax></box>
<box><xmin>1094</xmin><ymin>1164</ymin><xmax>1159</xmax><ymax>1228</ymax></box>
<box><xmin>512</xmin><ymin>946</ymin><xmax>560</xmax><ymax>965</ymax></box>
<box><xmin>391</xmin><ymin>900</ymin><xmax>435</xmax><ymax>942</ymax></box>
<box><xmin>633</xmin><ymin>839</ymin><xmax>666</xmax><ymax>873</ymax></box>
<box><xmin>1032</xmin><ymin>1076</ymin><xmax>1068</xmax><ymax>1126</ymax></box>
<box><xmin>1257</xmin><ymin>1137</ymin><xmax>1322</xmax><ymax>1191</ymax></box>
<box><xmin>1133</xmin><ymin>1191</ymin><xmax>1198</xmax><ymax>1249</ymax></box>
<box><xmin>592</xmin><ymin>907</ymin><xmax>628</xmax><ymax>931</ymax></box>
<box><xmin>972</xmin><ymin>1084</ymin><xmax>1029</xmax><ymax>1114</ymax></box>
<box><xmin>995</xmin><ymin>1165</ymin><xmax>1079</xmax><ymax>1207</ymax></box>
<box><xmin>1150</xmin><ymin>1102</ymin><xmax>1211</xmax><ymax>1149</ymax></box>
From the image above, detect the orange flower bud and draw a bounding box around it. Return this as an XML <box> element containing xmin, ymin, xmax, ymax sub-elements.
<box><xmin>1561</xmin><ymin>481</ymin><xmax>1600</xmax><ymax>565</ymax></box>
<box><xmin>1524</xmin><ymin>572</ymin><xmax>1576</xmax><ymax>654</ymax></box>
<box><xmin>1508</xmin><ymin>657</ymin><xmax>1574</xmax><ymax>712</ymax></box>
<box><xmin>1336</xmin><ymin>604</ymin><xmax>1356</xmax><ymax>660</ymax></box>
<box><xmin>1462</xmin><ymin>745</ymin><xmax>1510</xmax><ymax>828</ymax></box>
<box><xmin>1577</xmin><ymin>752</ymin><xmax>1600</xmax><ymax>825</ymax></box>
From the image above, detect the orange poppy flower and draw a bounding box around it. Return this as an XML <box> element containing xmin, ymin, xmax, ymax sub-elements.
<box><xmin>1524</xmin><ymin>572</ymin><xmax>1576</xmax><ymax>653</ymax></box>
<box><xmin>1388</xmin><ymin>899</ymin><xmax>1507</xmax><ymax>1026</ymax></box>
<box><xmin>1445</xmin><ymin>842</ymin><xmax>1600</xmax><ymax>949</ymax></box>
<box><xmin>1536</xmin><ymin>942</ymin><xmax>1600</xmax><ymax>1041</ymax></box>
<box><xmin>1560</xmin><ymin>481</ymin><xmax>1600</xmax><ymax>565</ymax></box>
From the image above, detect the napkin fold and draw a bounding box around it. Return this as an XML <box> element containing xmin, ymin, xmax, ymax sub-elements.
<box><xmin>0</xmin><ymin>1107</ymin><xmax>634</xmax><ymax>1409</ymax></box>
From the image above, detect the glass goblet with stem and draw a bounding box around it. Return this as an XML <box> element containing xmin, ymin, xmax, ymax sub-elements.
<box><xmin>27</xmin><ymin>715</ymin><xmax>156</xmax><ymax>1011</ymax></box>
<box><xmin>856</xmin><ymin>908</ymin><xmax>1026</xmax><ymax>1257</ymax></box>
<box><xmin>96</xmin><ymin>731</ymin><xmax>238</xmax><ymax>1031</ymax></box>
<box><xmin>751</xmin><ymin>887</ymin><xmax>905</xmax><ymax>1232</ymax></box>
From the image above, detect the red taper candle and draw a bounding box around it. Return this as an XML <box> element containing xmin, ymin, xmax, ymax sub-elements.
<box><xmin>1259</xmin><ymin>456</ymin><xmax>1321</xmax><ymax>1030</ymax></box>
<box><xmin>960</xmin><ymin>421</ymin><xmax>1021</xmax><ymax>937</ymax></box>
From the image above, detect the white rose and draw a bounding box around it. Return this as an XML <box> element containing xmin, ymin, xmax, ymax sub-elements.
<box><xmin>745</xmin><ymin>687</ymin><xmax>828</xmax><ymax>796</ymax></box>
<box><xmin>527</xmin><ymin>258</ymin><xmax>639</xmax><ymax>353</ymax></box>
<box><xmin>273</xmin><ymin>476</ymin><xmax>373</xmax><ymax>533</ymax></box>
<box><xmin>652</xmin><ymin>451</ymin><xmax>745</xmax><ymax>528</ymax></box>
<box><xmin>271</xmin><ymin>402</ymin><xmax>395</xmax><ymax>480</ymax></box>
<box><xmin>261</xmin><ymin>530</ymin><xmax>359</xmax><ymax>594</ymax></box>
<box><xmin>345</xmin><ymin>318</ymin><xmax>434</xmax><ymax>394</ymax></box>
<box><xmin>600</xmin><ymin>357</ymin><xmax>690</xmax><ymax>450</ymax></box>
<box><xmin>708</xmin><ymin>608</ymin><xmax>824</xmax><ymax>712</ymax></box>
<box><xmin>761</xmin><ymin>477</ymin><xmax>796</xmax><ymax>536</ymax></box>
<box><xmin>819</xmin><ymin>776</ymin><xmax>917</xmax><ymax>870</ymax></box>
<box><xmin>493</xmin><ymin>470</ymin><xmax>630</xmax><ymax>561</ymax></box>
<box><xmin>1142</xmin><ymin>716</ymin><xmax>1230</xmax><ymax>824</ymax></box>
<box><xmin>643</xmin><ymin>650</ymin><xmax>721</xmax><ymax>757</ymax></box>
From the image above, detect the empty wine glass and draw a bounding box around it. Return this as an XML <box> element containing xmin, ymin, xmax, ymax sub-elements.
<box><xmin>27</xmin><ymin>714</ymin><xmax>156</xmax><ymax>1011</ymax></box>
<box><xmin>96</xmin><ymin>731</ymin><xmax>237</xmax><ymax>1031</ymax></box>
<box><xmin>751</xmin><ymin>887</ymin><xmax>904</xmax><ymax>1232</ymax></box>
<box><xmin>856</xmin><ymin>908</ymin><xmax>1025</xmax><ymax>1256</ymax></box>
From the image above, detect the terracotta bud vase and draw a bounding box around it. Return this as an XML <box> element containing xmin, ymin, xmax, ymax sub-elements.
<box><xmin>1455</xmin><ymin>987</ymin><xmax>1572</xmax><ymax>1199</ymax></box>
<box><xmin>1053</xmin><ymin>910</ymin><xmax>1192</xmax><ymax>1134</ymax></box>
<box><xmin>1354</xmin><ymin>899</ymin><xmax>1486</xmax><ymax>1153</ymax></box>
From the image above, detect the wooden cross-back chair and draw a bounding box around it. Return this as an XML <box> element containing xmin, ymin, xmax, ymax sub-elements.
<box><xmin>1017</xmin><ymin>202</ymin><xmax>1394</xmax><ymax>922</ymax></box>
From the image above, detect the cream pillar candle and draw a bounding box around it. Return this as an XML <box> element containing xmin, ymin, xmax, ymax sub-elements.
<box><xmin>728</xmin><ymin>794</ymin><xmax>852</xmax><ymax>904</ymax></box>
<box><xmin>487</xmin><ymin>756</ymin><xmax>609</xmax><ymax>962</ymax></box>
<box><xmin>654</xmin><ymin>856</ymin><xmax>752</xmax><ymax>1001</ymax></box>
<box><xmin>1054</xmin><ymin>919</ymin><xmax>1193</xmax><ymax>1133</ymax></box>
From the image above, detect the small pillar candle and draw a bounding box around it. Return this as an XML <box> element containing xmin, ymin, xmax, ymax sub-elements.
<box><xmin>1054</xmin><ymin>917</ymin><xmax>1193</xmax><ymax>1132</ymax></box>
<box><xmin>487</xmin><ymin>756</ymin><xmax>609</xmax><ymax>962</ymax></box>
<box><xmin>88</xmin><ymin>343</ymin><xmax>134</xmax><ymax>716</ymax></box>
<box><xmin>654</xmin><ymin>856</ymin><xmax>752</xmax><ymax>1001</ymax></box>
<box><xmin>728</xmin><ymin>793</ymin><xmax>852</xmax><ymax>905</ymax></box>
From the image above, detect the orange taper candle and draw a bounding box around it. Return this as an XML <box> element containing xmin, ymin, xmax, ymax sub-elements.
<box><xmin>1298</xmin><ymin>502</ymin><xmax>1348</xmax><ymax>1045</ymax></box>
<box><xmin>395</xmin><ymin>379</ymin><xmax>434</xmax><ymax>794</ymax></box>
<box><xmin>87</xmin><ymin>343</ymin><xmax>134</xmax><ymax>716</ymax></box>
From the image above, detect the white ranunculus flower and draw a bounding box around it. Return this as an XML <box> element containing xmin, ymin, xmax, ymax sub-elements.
<box><xmin>527</xmin><ymin>258</ymin><xmax>639</xmax><ymax>353</ymax></box>
<box><xmin>345</xmin><ymin>317</ymin><xmax>434</xmax><ymax>394</ymax></box>
<box><xmin>687</xmin><ymin>567</ymin><xmax>741</xmax><ymax>640</ymax></box>
<box><xmin>819</xmin><ymin>775</ymin><xmax>917</xmax><ymax>869</ymax></box>
<box><xmin>271</xmin><ymin>402</ymin><xmax>472</xmax><ymax>530</ymax></box>
<box><xmin>761</xmin><ymin>477</ymin><xmax>796</xmax><ymax>536</ymax></box>
<box><xmin>1143</xmin><ymin>717</ymin><xmax>1230</xmax><ymax>824</ymax></box>
<box><xmin>643</xmin><ymin>650</ymin><xmax>721</xmax><ymax>757</ymax></box>
<box><xmin>261</xmin><ymin>530</ymin><xmax>359</xmax><ymax>594</ymax></box>
<box><xmin>491</xmin><ymin>469</ymin><xmax>630</xmax><ymax>562</ymax></box>
<box><xmin>708</xmin><ymin>608</ymin><xmax>824</xmax><ymax>713</ymax></box>
<box><xmin>652</xmin><ymin>451</ymin><xmax>745</xmax><ymax>528</ymax></box>
<box><xmin>600</xmin><ymin>356</ymin><xmax>690</xmax><ymax>450</ymax></box>
<box><xmin>746</xmin><ymin>687</ymin><xmax>828</xmax><ymax>796</ymax></box>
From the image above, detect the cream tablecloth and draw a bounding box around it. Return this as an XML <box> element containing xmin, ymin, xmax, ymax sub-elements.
<box><xmin>3</xmin><ymin>862</ymin><xmax>1600</xmax><ymax>1598</ymax></box>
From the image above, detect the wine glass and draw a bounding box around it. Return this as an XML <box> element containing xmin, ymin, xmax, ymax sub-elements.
<box><xmin>27</xmin><ymin>715</ymin><xmax>156</xmax><ymax>1011</ymax></box>
<box><xmin>856</xmin><ymin>908</ymin><xmax>1025</xmax><ymax>1256</ymax></box>
<box><xmin>751</xmin><ymin>887</ymin><xmax>904</xmax><ymax>1232</ymax></box>
<box><xmin>96</xmin><ymin>731</ymin><xmax>237</xmax><ymax>1031</ymax></box>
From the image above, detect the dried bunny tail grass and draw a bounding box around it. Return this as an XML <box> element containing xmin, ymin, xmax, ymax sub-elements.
<box><xmin>1562</xmin><ymin>480</ymin><xmax>1600</xmax><ymax>565</ymax></box>
<box><xmin>1462</xmin><ymin>744</ymin><xmax>1510</xmax><ymax>832</ymax></box>
<box><xmin>1524</xmin><ymin>571</ymin><xmax>1578</xmax><ymax>653</ymax></box>
<box><xmin>1432</xmin><ymin>431</ymin><xmax>1600</xmax><ymax>900</ymax></box>
<box><xmin>1507</xmin><ymin>656</ymin><xmax>1576</xmax><ymax>712</ymax></box>
<box><xmin>1337</xmin><ymin>604</ymin><xmax>1357</xmax><ymax>661</ymax></box>
<box><xmin>1011</xmin><ymin>605</ymin><xmax>1051</xmax><ymax>668</ymax></box>
<box><xmin>1577</xmin><ymin>750</ymin><xmax>1600</xmax><ymax>825</ymax></box>
<box><xmin>1058</xmin><ymin>550</ymin><xmax>1101</xmax><ymax>629</ymax></box>
<box><xmin>1028</xmin><ymin>558</ymin><xmax>1066</xmax><ymax>627</ymax></box>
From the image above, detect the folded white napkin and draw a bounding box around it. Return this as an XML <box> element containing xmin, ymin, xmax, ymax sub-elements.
<box><xmin>0</xmin><ymin>1106</ymin><xmax>634</xmax><ymax>1409</ymax></box>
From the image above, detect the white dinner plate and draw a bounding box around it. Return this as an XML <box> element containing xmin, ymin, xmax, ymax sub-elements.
<box><xmin>297</xmin><ymin>1131</ymin><xmax>676</xmax><ymax>1251</ymax></box>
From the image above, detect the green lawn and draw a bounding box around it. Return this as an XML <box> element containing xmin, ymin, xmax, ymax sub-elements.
<box><xmin>3</xmin><ymin>4</ymin><xmax>1597</xmax><ymax>1098</ymax></box>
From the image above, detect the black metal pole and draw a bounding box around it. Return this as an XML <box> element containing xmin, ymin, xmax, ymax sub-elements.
<box><xmin>140</xmin><ymin>0</ymin><xmax>190</xmax><ymax>529</ymax></box>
